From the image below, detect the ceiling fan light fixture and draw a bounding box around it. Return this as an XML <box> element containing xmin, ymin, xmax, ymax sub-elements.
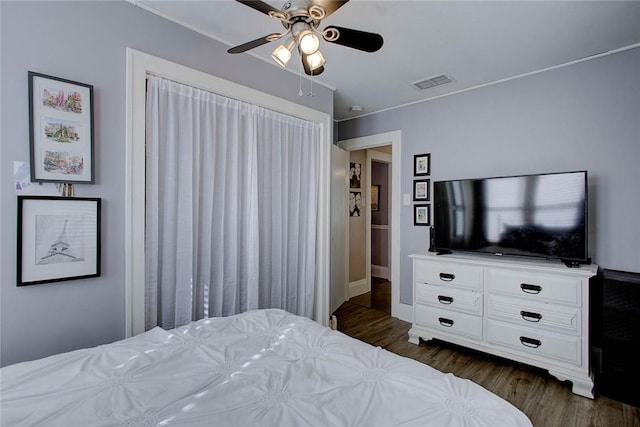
<box><xmin>230</xmin><ymin>0</ymin><xmax>384</xmax><ymax>78</ymax></box>
<box><xmin>298</xmin><ymin>30</ymin><xmax>320</xmax><ymax>55</ymax></box>
<box><xmin>271</xmin><ymin>38</ymin><xmax>296</xmax><ymax>67</ymax></box>
<box><xmin>305</xmin><ymin>50</ymin><xmax>326</xmax><ymax>71</ymax></box>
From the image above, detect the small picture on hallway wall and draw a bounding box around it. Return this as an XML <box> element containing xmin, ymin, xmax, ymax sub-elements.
<box><xmin>413</xmin><ymin>179</ymin><xmax>430</xmax><ymax>201</ymax></box>
<box><xmin>414</xmin><ymin>204</ymin><xmax>431</xmax><ymax>226</ymax></box>
<box><xmin>349</xmin><ymin>162</ymin><xmax>361</xmax><ymax>188</ymax></box>
<box><xmin>371</xmin><ymin>185</ymin><xmax>380</xmax><ymax>211</ymax></box>
<box><xmin>413</xmin><ymin>153</ymin><xmax>431</xmax><ymax>176</ymax></box>
<box><xmin>349</xmin><ymin>191</ymin><xmax>362</xmax><ymax>217</ymax></box>
<box><xmin>17</xmin><ymin>196</ymin><xmax>101</xmax><ymax>286</ymax></box>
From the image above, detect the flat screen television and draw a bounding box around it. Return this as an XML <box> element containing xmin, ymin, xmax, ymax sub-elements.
<box><xmin>433</xmin><ymin>171</ymin><xmax>589</xmax><ymax>266</ymax></box>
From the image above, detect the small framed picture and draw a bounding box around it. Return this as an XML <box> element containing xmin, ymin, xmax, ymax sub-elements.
<box><xmin>413</xmin><ymin>179</ymin><xmax>430</xmax><ymax>202</ymax></box>
<box><xmin>349</xmin><ymin>191</ymin><xmax>362</xmax><ymax>217</ymax></box>
<box><xmin>349</xmin><ymin>162</ymin><xmax>361</xmax><ymax>189</ymax></box>
<box><xmin>17</xmin><ymin>196</ymin><xmax>101</xmax><ymax>286</ymax></box>
<box><xmin>28</xmin><ymin>72</ymin><xmax>95</xmax><ymax>183</ymax></box>
<box><xmin>414</xmin><ymin>204</ymin><xmax>431</xmax><ymax>226</ymax></box>
<box><xmin>371</xmin><ymin>185</ymin><xmax>380</xmax><ymax>211</ymax></box>
<box><xmin>414</xmin><ymin>153</ymin><xmax>431</xmax><ymax>176</ymax></box>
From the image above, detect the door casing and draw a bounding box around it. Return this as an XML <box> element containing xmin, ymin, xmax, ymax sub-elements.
<box><xmin>337</xmin><ymin>131</ymin><xmax>412</xmax><ymax>322</ymax></box>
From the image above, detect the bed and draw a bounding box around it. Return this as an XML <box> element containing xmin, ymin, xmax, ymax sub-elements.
<box><xmin>0</xmin><ymin>309</ymin><xmax>532</xmax><ymax>426</ymax></box>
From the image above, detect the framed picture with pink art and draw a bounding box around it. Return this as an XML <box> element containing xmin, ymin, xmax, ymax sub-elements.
<box><xmin>28</xmin><ymin>72</ymin><xmax>95</xmax><ymax>183</ymax></box>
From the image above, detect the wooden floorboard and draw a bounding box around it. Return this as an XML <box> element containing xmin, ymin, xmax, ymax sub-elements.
<box><xmin>333</xmin><ymin>301</ymin><xmax>639</xmax><ymax>427</ymax></box>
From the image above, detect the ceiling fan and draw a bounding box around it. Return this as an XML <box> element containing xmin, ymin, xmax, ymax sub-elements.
<box><xmin>227</xmin><ymin>0</ymin><xmax>384</xmax><ymax>76</ymax></box>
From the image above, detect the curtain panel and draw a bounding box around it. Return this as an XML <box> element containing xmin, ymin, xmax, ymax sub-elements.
<box><xmin>145</xmin><ymin>76</ymin><xmax>320</xmax><ymax>330</ymax></box>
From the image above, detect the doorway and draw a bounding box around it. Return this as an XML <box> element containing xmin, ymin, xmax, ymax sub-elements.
<box><xmin>342</xmin><ymin>147</ymin><xmax>391</xmax><ymax>313</ymax></box>
<box><xmin>365</xmin><ymin>154</ymin><xmax>392</xmax><ymax>313</ymax></box>
<box><xmin>336</xmin><ymin>131</ymin><xmax>410</xmax><ymax>322</ymax></box>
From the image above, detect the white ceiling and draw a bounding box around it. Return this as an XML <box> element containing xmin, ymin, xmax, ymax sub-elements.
<box><xmin>134</xmin><ymin>0</ymin><xmax>640</xmax><ymax>121</ymax></box>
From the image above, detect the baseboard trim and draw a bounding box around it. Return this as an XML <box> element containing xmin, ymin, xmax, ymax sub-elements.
<box><xmin>393</xmin><ymin>303</ymin><xmax>413</xmax><ymax>323</ymax></box>
<box><xmin>349</xmin><ymin>279</ymin><xmax>368</xmax><ymax>298</ymax></box>
<box><xmin>371</xmin><ymin>264</ymin><xmax>390</xmax><ymax>280</ymax></box>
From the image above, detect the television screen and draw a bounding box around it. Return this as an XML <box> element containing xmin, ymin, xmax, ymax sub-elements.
<box><xmin>433</xmin><ymin>171</ymin><xmax>588</xmax><ymax>264</ymax></box>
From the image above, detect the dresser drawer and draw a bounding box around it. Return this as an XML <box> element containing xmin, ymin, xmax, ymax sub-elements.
<box><xmin>416</xmin><ymin>283</ymin><xmax>483</xmax><ymax>316</ymax></box>
<box><xmin>415</xmin><ymin>260</ymin><xmax>482</xmax><ymax>291</ymax></box>
<box><xmin>487</xmin><ymin>319</ymin><xmax>581</xmax><ymax>365</ymax></box>
<box><xmin>487</xmin><ymin>295</ymin><xmax>580</xmax><ymax>335</ymax></box>
<box><xmin>415</xmin><ymin>305</ymin><xmax>483</xmax><ymax>340</ymax></box>
<box><xmin>486</xmin><ymin>268</ymin><xmax>581</xmax><ymax>306</ymax></box>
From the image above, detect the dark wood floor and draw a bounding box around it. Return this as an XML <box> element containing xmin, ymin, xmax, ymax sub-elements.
<box><xmin>348</xmin><ymin>277</ymin><xmax>391</xmax><ymax>313</ymax></box>
<box><xmin>333</xmin><ymin>301</ymin><xmax>640</xmax><ymax>427</ymax></box>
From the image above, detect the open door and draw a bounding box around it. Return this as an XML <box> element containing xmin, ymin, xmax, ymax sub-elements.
<box><xmin>330</xmin><ymin>145</ymin><xmax>349</xmax><ymax>313</ymax></box>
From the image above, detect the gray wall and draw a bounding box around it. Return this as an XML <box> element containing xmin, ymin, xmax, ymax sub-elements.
<box><xmin>339</xmin><ymin>48</ymin><xmax>640</xmax><ymax>305</ymax></box>
<box><xmin>371</xmin><ymin>161</ymin><xmax>389</xmax><ymax>226</ymax></box>
<box><xmin>371</xmin><ymin>162</ymin><xmax>389</xmax><ymax>268</ymax></box>
<box><xmin>0</xmin><ymin>1</ymin><xmax>333</xmax><ymax>367</ymax></box>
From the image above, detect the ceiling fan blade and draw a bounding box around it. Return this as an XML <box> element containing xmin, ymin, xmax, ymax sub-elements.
<box><xmin>323</xmin><ymin>26</ymin><xmax>383</xmax><ymax>53</ymax></box>
<box><xmin>227</xmin><ymin>33</ymin><xmax>282</xmax><ymax>54</ymax></box>
<box><xmin>235</xmin><ymin>0</ymin><xmax>281</xmax><ymax>16</ymax></box>
<box><xmin>308</xmin><ymin>0</ymin><xmax>349</xmax><ymax>19</ymax></box>
<box><xmin>301</xmin><ymin>52</ymin><xmax>325</xmax><ymax>76</ymax></box>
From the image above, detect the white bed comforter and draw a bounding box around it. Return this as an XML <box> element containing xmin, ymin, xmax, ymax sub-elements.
<box><xmin>0</xmin><ymin>309</ymin><xmax>532</xmax><ymax>426</ymax></box>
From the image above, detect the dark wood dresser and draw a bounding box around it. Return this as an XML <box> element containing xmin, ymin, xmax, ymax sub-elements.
<box><xmin>597</xmin><ymin>269</ymin><xmax>640</xmax><ymax>406</ymax></box>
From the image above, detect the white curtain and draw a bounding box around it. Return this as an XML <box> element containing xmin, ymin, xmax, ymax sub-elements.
<box><xmin>145</xmin><ymin>76</ymin><xmax>320</xmax><ymax>330</ymax></box>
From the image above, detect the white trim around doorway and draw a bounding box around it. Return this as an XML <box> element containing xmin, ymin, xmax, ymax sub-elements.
<box><xmin>337</xmin><ymin>130</ymin><xmax>412</xmax><ymax>323</ymax></box>
<box><xmin>124</xmin><ymin>48</ymin><xmax>332</xmax><ymax>337</ymax></box>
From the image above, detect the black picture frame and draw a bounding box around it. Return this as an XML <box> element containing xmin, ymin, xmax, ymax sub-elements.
<box><xmin>413</xmin><ymin>153</ymin><xmax>431</xmax><ymax>176</ymax></box>
<box><xmin>349</xmin><ymin>191</ymin><xmax>362</xmax><ymax>217</ymax></box>
<box><xmin>413</xmin><ymin>179</ymin><xmax>430</xmax><ymax>201</ymax></box>
<box><xmin>349</xmin><ymin>162</ymin><xmax>361</xmax><ymax>189</ymax></box>
<box><xmin>28</xmin><ymin>71</ymin><xmax>95</xmax><ymax>183</ymax></box>
<box><xmin>17</xmin><ymin>196</ymin><xmax>101</xmax><ymax>286</ymax></box>
<box><xmin>414</xmin><ymin>204</ymin><xmax>431</xmax><ymax>226</ymax></box>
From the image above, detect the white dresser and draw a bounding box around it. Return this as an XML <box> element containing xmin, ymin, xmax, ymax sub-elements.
<box><xmin>408</xmin><ymin>252</ymin><xmax>598</xmax><ymax>398</ymax></box>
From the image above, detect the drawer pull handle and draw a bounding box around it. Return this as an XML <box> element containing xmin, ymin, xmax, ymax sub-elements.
<box><xmin>520</xmin><ymin>310</ymin><xmax>542</xmax><ymax>322</ymax></box>
<box><xmin>520</xmin><ymin>283</ymin><xmax>542</xmax><ymax>294</ymax></box>
<box><xmin>438</xmin><ymin>295</ymin><xmax>454</xmax><ymax>304</ymax></box>
<box><xmin>519</xmin><ymin>336</ymin><xmax>542</xmax><ymax>348</ymax></box>
<box><xmin>438</xmin><ymin>317</ymin><xmax>454</xmax><ymax>327</ymax></box>
<box><xmin>439</xmin><ymin>273</ymin><xmax>455</xmax><ymax>282</ymax></box>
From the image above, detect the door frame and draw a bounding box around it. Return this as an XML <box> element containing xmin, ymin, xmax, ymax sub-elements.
<box><xmin>124</xmin><ymin>49</ymin><xmax>332</xmax><ymax>336</ymax></box>
<box><xmin>337</xmin><ymin>130</ymin><xmax>412</xmax><ymax>322</ymax></box>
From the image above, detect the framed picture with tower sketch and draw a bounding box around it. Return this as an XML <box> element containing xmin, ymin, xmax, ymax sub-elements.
<box><xmin>17</xmin><ymin>196</ymin><xmax>101</xmax><ymax>286</ymax></box>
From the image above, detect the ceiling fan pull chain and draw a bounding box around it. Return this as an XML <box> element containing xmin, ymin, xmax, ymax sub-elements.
<box><xmin>308</xmin><ymin>70</ymin><xmax>316</xmax><ymax>97</ymax></box>
<box><xmin>298</xmin><ymin>56</ymin><xmax>304</xmax><ymax>97</ymax></box>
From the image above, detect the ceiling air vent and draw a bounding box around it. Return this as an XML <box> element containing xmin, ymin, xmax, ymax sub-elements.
<box><xmin>411</xmin><ymin>74</ymin><xmax>453</xmax><ymax>90</ymax></box>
